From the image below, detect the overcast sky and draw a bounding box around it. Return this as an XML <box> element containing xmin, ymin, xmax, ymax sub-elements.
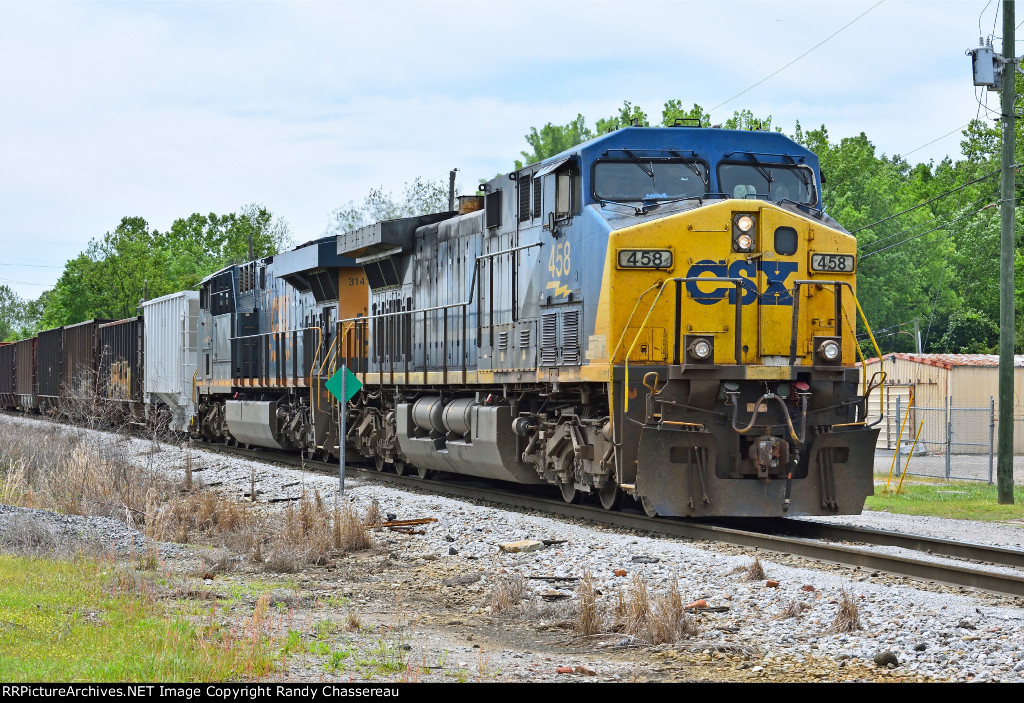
<box><xmin>0</xmin><ymin>0</ymin><xmax>1005</xmax><ymax>299</ymax></box>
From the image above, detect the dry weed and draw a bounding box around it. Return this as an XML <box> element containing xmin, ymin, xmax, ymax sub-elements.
<box><xmin>486</xmin><ymin>573</ymin><xmax>529</xmax><ymax>613</ymax></box>
<box><xmin>744</xmin><ymin>556</ymin><xmax>766</xmax><ymax>581</ymax></box>
<box><xmin>829</xmin><ymin>589</ymin><xmax>862</xmax><ymax>632</ymax></box>
<box><xmin>363</xmin><ymin>499</ymin><xmax>382</xmax><ymax>528</ymax></box>
<box><xmin>610</xmin><ymin>574</ymin><xmax>698</xmax><ymax>644</ymax></box>
<box><xmin>344</xmin><ymin>611</ymin><xmax>362</xmax><ymax>632</ymax></box>
<box><xmin>265</xmin><ymin>491</ymin><xmax>372</xmax><ymax>573</ymax></box>
<box><xmin>624</xmin><ymin>574</ymin><xmax>652</xmax><ymax>636</ymax></box>
<box><xmin>777</xmin><ymin>599</ymin><xmax>811</xmax><ymax>620</ymax></box>
<box><xmin>575</xmin><ymin>569</ymin><xmax>602</xmax><ymax>635</ymax></box>
<box><xmin>201</xmin><ymin>548</ymin><xmax>235</xmax><ymax>576</ymax></box>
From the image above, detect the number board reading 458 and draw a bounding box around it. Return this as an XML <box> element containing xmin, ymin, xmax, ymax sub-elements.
<box><xmin>810</xmin><ymin>253</ymin><xmax>855</xmax><ymax>273</ymax></box>
<box><xmin>617</xmin><ymin>249</ymin><xmax>673</xmax><ymax>269</ymax></box>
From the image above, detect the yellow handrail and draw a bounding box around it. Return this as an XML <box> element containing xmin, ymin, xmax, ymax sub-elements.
<box><xmin>624</xmin><ymin>281</ymin><xmax>677</xmax><ymax>412</ymax></box>
<box><xmin>834</xmin><ymin>288</ymin><xmax>885</xmax><ymax>422</ymax></box>
<box><xmin>315</xmin><ymin>331</ymin><xmax>340</xmax><ymax>414</ymax></box>
<box><xmin>607</xmin><ymin>282</ymin><xmax>663</xmax><ymax>431</ymax></box>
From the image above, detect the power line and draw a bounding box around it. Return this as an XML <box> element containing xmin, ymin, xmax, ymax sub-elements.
<box><xmin>710</xmin><ymin>0</ymin><xmax>885</xmax><ymax>114</ymax></box>
<box><xmin>849</xmin><ymin>167</ymin><xmax>1002</xmax><ymax>235</ymax></box>
<box><xmin>860</xmin><ymin>198</ymin><xmax>1017</xmax><ymax>259</ymax></box>
<box><xmin>0</xmin><ymin>278</ymin><xmax>52</xmax><ymax>287</ymax></box>
<box><xmin>899</xmin><ymin>123</ymin><xmax>972</xmax><ymax>160</ymax></box>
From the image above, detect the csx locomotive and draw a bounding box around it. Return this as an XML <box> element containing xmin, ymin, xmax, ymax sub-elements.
<box><xmin>1</xmin><ymin>124</ymin><xmax>884</xmax><ymax>518</ymax></box>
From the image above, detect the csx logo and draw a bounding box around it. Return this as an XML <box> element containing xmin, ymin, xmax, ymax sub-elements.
<box><xmin>685</xmin><ymin>260</ymin><xmax>799</xmax><ymax>306</ymax></box>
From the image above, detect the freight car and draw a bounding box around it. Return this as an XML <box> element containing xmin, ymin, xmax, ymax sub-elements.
<box><xmin>0</xmin><ymin>343</ymin><xmax>14</xmax><ymax>409</ymax></box>
<box><xmin>97</xmin><ymin>316</ymin><xmax>144</xmax><ymax>425</ymax></box>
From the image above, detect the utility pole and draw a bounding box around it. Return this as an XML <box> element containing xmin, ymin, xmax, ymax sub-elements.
<box><xmin>998</xmin><ymin>0</ymin><xmax>1016</xmax><ymax>504</ymax></box>
<box><xmin>913</xmin><ymin>318</ymin><xmax>922</xmax><ymax>353</ymax></box>
<box><xmin>970</xmin><ymin>4</ymin><xmax>1016</xmax><ymax>503</ymax></box>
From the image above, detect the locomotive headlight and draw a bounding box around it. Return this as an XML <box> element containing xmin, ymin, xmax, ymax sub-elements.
<box><xmin>685</xmin><ymin>335</ymin><xmax>714</xmax><ymax>364</ymax></box>
<box><xmin>733</xmin><ymin>213</ymin><xmax>756</xmax><ymax>252</ymax></box>
<box><xmin>690</xmin><ymin>339</ymin><xmax>712</xmax><ymax>360</ymax></box>
<box><xmin>818</xmin><ymin>339</ymin><xmax>841</xmax><ymax>362</ymax></box>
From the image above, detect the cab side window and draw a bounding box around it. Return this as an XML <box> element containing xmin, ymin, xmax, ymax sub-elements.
<box><xmin>555</xmin><ymin>164</ymin><xmax>580</xmax><ymax>218</ymax></box>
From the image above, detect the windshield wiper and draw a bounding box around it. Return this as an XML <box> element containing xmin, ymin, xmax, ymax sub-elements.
<box><xmin>645</xmin><ymin>194</ymin><xmax>705</xmax><ymax>208</ymax></box>
<box><xmin>684</xmin><ymin>161</ymin><xmax>709</xmax><ymax>189</ymax></box>
<box><xmin>598</xmin><ymin>198</ymin><xmax>647</xmax><ymax>216</ymax></box>
<box><xmin>621</xmin><ymin>149</ymin><xmax>656</xmax><ymax>181</ymax></box>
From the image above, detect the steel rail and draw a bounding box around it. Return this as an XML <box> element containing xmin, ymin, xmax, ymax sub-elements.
<box><xmin>208</xmin><ymin>441</ymin><xmax>1024</xmax><ymax>599</ymax></box>
<box><xmin>8</xmin><ymin>410</ymin><xmax>1021</xmax><ymax>601</ymax></box>
<box><xmin>708</xmin><ymin>517</ymin><xmax>1024</xmax><ymax>569</ymax></box>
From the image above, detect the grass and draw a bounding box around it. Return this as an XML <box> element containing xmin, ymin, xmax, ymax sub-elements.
<box><xmin>0</xmin><ymin>555</ymin><xmax>278</xmax><ymax>681</ymax></box>
<box><xmin>867</xmin><ymin>478</ymin><xmax>1024</xmax><ymax>521</ymax></box>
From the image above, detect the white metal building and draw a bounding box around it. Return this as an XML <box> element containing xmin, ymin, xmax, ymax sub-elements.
<box><xmin>862</xmin><ymin>353</ymin><xmax>1024</xmax><ymax>453</ymax></box>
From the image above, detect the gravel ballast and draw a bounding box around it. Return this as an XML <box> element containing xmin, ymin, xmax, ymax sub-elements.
<box><xmin>2</xmin><ymin>413</ymin><xmax>1023</xmax><ymax>683</ymax></box>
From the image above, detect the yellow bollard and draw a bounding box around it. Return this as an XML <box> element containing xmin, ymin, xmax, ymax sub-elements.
<box><xmin>894</xmin><ymin>421</ymin><xmax>925</xmax><ymax>495</ymax></box>
<box><xmin>886</xmin><ymin>403</ymin><xmax>913</xmax><ymax>491</ymax></box>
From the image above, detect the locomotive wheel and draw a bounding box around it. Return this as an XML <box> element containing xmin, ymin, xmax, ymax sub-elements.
<box><xmin>598</xmin><ymin>480</ymin><xmax>624</xmax><ymax>511</ymax></box>
<box><xmin>416</xmin><ymin>465</ymin><xmax>435</xmax><ymax>480</ymax></box>
<box><xmin>559</xmin><ymin>480</ymin><xmax>581</xmax><ymax>505</ymax></box>
<box><xmin>374</xmin><ymin>454</ymin><xmax>385</xmax><ymax>471</ymax></box>
<box><xmin>640</xmin><ymin>496</ymin><xmax>659</xmax><ymax>518</ymax></box>
<box><xmin>393</xmin><ymin>460</ymin><xmax>407</xmax><ymax>476</ymax></box>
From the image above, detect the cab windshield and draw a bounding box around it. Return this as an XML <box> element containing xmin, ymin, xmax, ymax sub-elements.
<box><xmin>718</xmin><ymin>163</ymin><xmax>817</xmax><ymax>206</ymax></box>
<box><xmin>593</xmin><ymin>160</ymin><xmax>708</xmax><ymax>201</ymax></box>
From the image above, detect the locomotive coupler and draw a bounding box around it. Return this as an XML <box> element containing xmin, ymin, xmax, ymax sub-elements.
<box><xmin>749</xmin><ymin>434</ymin><xmax>789</xmax><ymax>478</ymax></box>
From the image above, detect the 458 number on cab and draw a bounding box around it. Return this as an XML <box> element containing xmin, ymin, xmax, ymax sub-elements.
<box><xmin>616</xmin><ymin>249</ymin><xmax>673</xmax><ymax>270</ymax></box>
<box><xmin>810</xmin><ymin>253</ymin><xmax>855</xmax><ymax>273</ymax></box>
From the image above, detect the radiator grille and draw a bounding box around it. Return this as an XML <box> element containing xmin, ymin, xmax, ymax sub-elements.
<box><xmin>561</xmin><ymin>310</ymin><xmax>580</xmax><ymax>365</ymax></box>
<box><xmin>540</xmin><ymin>313</ymin><xmax>558</xmax><ymax>365</ymax></box>
<box><xmin>518</xmin><ymin>179</ymin><xmax>530</xmax><ymax>222</ymax></box>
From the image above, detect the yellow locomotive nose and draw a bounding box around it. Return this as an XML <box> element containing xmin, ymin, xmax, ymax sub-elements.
<box><xmin>593</xmin><ymin>199</ymin><xmax>856</xmax><ymax>370</ymax></box>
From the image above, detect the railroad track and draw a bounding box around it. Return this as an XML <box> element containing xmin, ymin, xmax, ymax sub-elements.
<box><xmin>4</xmin><ymin>411</ymin><xmax>1022</xmax><ymax>599</ymax></box>
<box><xmin>209</xmin><ymin>441</ymin><xmax>1024</xmax><ymax>600</ymax></box>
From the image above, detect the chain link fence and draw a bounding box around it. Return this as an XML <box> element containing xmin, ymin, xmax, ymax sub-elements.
<box><xmin>874</xmin><ymin>396</ymin><xmax>1024</xmax><ymax>484</ymax></box>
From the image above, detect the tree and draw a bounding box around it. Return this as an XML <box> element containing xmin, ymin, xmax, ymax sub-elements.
<box><xmin>326</xmin><ymin>177</ymin><xmax>450</xmax><ymax>235</ymax></box>
<box><xmin>0</xmin><ymin>285</ymin><xmax>26</xmax><ymax>342</ymax></box>
<box><xmin>516</xmin><ymin>114</ymin><xmax>594</xmax><ymax>168</ymax></box>
<box><xmin>41</xmin><ymin>205</ymin><xmax>293</xmax><ymax>327</ymax></box>
<box><xmin>935</xmin><ymin>308</ymin><xmax>999</xmax><ymax>353</ymax></box>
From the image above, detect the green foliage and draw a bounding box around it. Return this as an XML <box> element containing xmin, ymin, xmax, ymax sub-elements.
<box><xmin>0</xmin><ymin>285</ymin><xmax>36</xmax><ymax>342</ymax></box>
<box><xmin>934</xmin><ymin>308</ymin><xmax>999</xmax><ymax>353</ymax></box>
<box><xmin>515</xmin><ymin>100</ymin><xmax>774</xmax><ymax>170</ymax></box>
<box><xmin>327</xmin><ymin>177</ymin><xmax>450</xmax><ymax>234</ymax></box>
<box><xmin>516</xmin><ymin>114</ymin><xmax>594</xmax><ymax>168</ymax></box>
<box><xmin>40</xmin><ymin>205</ymin><xmax>292</xmax><ymax>328</ymax></box>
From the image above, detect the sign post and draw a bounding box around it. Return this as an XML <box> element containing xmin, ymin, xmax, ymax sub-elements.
<box><xmin>324</xmin><ymin>365</ymin><xmax>363</xmax><ymax>495</ymax></box>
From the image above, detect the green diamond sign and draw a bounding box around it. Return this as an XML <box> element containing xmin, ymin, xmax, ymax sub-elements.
<box><xmin>325</xmin><ymin>367</ymin><xmax>362</xmax><ymax>404</ymax></box>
